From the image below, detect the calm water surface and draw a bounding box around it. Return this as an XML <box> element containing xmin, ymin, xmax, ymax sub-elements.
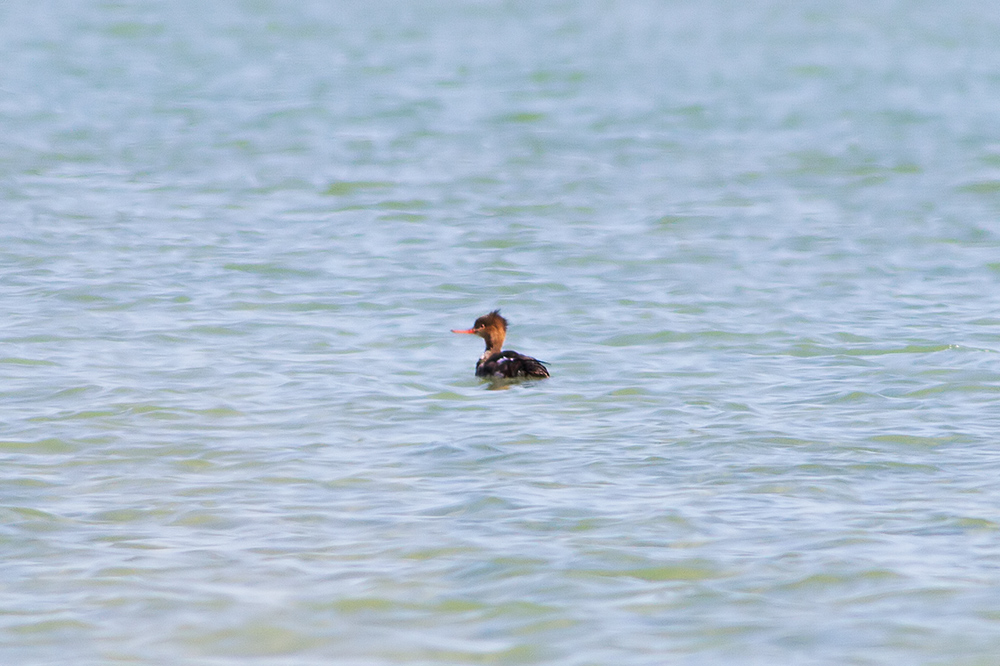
<box><xmin>4</xmin><ymin>1</ymin><xmax>1000</xmax><ymax>664</ymax></box>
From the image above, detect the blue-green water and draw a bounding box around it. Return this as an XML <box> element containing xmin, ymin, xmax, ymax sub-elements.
<box><xmin>5</xmin><ymin>1</ymin><xmax>1000</xmax><ymax>664</ymax></box>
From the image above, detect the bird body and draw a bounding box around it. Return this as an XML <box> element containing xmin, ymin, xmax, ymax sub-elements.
<box><xmin>476</xmin><ymin>349</ymin><xmax>550</xmax><ymax>379</ymax></box>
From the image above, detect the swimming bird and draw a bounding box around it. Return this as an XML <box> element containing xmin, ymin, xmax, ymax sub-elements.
<box><xmin>451</xmin><ymin>310</ymin><xmax>550</xmax><ymax>379</ymax></box>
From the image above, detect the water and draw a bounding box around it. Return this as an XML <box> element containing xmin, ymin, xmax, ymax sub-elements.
<box><xmin>4</xmin><ymin>1</ymin><xmax>1000</xmax><ymax>664</ymax></box>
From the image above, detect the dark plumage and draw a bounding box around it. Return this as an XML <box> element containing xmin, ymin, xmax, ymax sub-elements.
<box><xmin>475</xmin><ymin>350</ymin><xmax>550</xmax><ymax>379</ymax></box>
<box><xmin>451</xmin><ymin>310</ymin><xmax>550</xmax><ymax>380</ymax></box>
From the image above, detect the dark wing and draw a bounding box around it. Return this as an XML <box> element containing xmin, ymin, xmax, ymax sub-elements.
<box><xmin>477</xmin><ymin>350</ymin><xmax>549</xmax><ymax>379</ymax></box>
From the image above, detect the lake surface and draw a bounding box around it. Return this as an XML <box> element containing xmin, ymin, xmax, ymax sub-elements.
<box><xmin>4</xmin><ymin>1</ymin><xmax>1000</xmax><ymax>664</ymax></box>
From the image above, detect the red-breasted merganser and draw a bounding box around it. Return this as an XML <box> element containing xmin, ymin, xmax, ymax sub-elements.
<box><xmin>451</xmin><ymin>310</ymin><xmax>550</xmax><ymax>379</ymax></box>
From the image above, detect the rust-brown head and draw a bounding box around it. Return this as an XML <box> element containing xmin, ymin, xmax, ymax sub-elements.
<box><xmin>451</xmin><ymin>309</ymin><xmax>507</xmax><ymax>352</ymax></box>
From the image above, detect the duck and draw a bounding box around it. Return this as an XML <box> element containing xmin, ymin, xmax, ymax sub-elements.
<box><xmin>451</xmin><ymin>310</ymin><xmax>550</xmax><ymax>379</ymax></box>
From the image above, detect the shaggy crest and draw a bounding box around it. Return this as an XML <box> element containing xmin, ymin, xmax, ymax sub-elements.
<box><xmin>473</xmin><ymin>309</ymin><xmax>507</xmax><ymax>332</ymax></box>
